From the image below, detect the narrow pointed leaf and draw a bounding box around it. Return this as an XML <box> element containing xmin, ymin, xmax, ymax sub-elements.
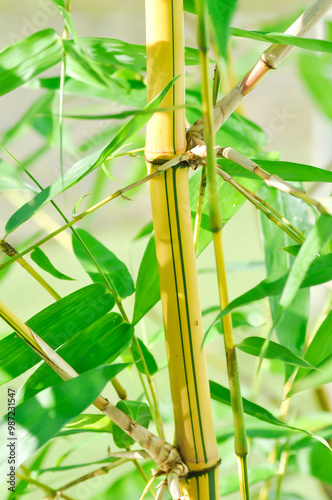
<box><xmin>0</xmin><ymin>364</ymin><xmax>125</xmax><ymax>482</ymax></box>
<box><xmin>132</xmin><ymin>338</ymin><xmax>158</xmax><ymax>376</ymax></box>
<box><xmin>132</xmin><ymin>236</ymin><xmax>160</xmax><ymax>325</ymax></box>
<box><xmin>0</xmin><ymin>29</ymin><xmax>62</xmax><ymax>96</ymax></box>
<box><xmin>0</xmin><ymin>162</ymin><xmax>35</xmax><ymax>192</ymax></box>
<box><xmin>237</xmin><ymin>337</ymin><xmax>314</xmax><ymax>368</ymax></box>
<box><xmin>219</xmin><ymin>159</ymin><xmax>332</xmax><ymax>183</ymax></box>
<box><xmin>60</xmin><ymin>414</ymin><xmax>113</xmax><ymax>435</ymax></box>
<box><xmin>209</xmin><ymin>0</ymin><xmax>238</xmax><ymax>60</ymax></box>
<box><xmin>30</xmin><ymin>246</ymin><xmax>74</xmax><ymax>280</ymax></box>
<box><xmin>230</xmin><ymin>28</ymin><xmax>332</xmax><ymax>53</ymax></box>
<box><xmin>295</xmin><ymin>311</ymin><xmax>332</xmax><ymax>383</ymax></box>
<box><xmin>210</xmin><ymin>380</ymin><xmax>331</xmax><ymax>449</ymax></box>
<box><xmin>5</xmin><ymin>77</ymin><xmax>178</xmax><ymax>234</ymax></box>
<box><xmin>209</xmin><ymin>254</ymin><xmax>332</xmax><ymax>334</ymax></box>
<box><xmin>72</xmin><ymin>229</ymin><xmax>135</xmax><ymax>299</ymax></box>
<box><xmin>20</xmin><ymin>313</ymin><xmax>134</xmax><ymax>401</ymax></box>
<box><xmin>279</xmin><ymin>215</ymin><xmax>332</xmax><ymax>311</ymax></box>
<box><xmin>288</xmin><ymin>356</ymin><xmax>332</xmax><ymax>396</ymax></box>
<box><xmin>0</xmin><ymin>284</ymin><xmax>115</xmax><ymax>385</ymax></box>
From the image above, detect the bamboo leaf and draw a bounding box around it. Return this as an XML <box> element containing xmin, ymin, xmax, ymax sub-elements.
<box><xmin>113</xmin><ymin>401</ymin><xmax>151</xmax><ymax>448</ymax></box>
<box><xmin>298</xmin><ymin>52</ymin><xmax>332</xmax><ymax>121</ymax></box>
<box><xmin>0</xmin><ymin>284</ymin><xmax>115</xmax><ymax>385</ymax></box>
<box><xmin>230</xmin><ymin>28</ymin><xmax>332</xmax><ymax>53</ymax></box>
<box><xmin>210</xmin><ymin>254</ymin><xmax>332</xmax><ymax>332</ymax></box>
<box><xmin>50</xmin><ymin>0</ymin><xmax>65</xmax><ymax>7</ymax></box>
<box><xmin>132</xmin><ymin>236</ymin><xmax>160</xmax><ymax>325</ymax></box>
<box><xmin>236</xmin><ymin>337</ymin><xmax>314</xmax><ymax>368</ymax></box>
<box><xmin>20</xmin><ymin>313</ymin><xmax>134</xmax><ymax>401</ymax></box>
<box><xmin>288</xmin><ymin>356</ymin><xmax>332</xmax><ymax>396</ymax></box>
<box><xmin>5</xmin><ymin>77</ymin><xmax>178</xmax><ymax>234</ymax></box>
<box><xmin>210</xmin><ymin>380</ymin><xmax>331</xmax><ymax>449</ymax></box>
<box><xmin>0</xmin><ymin>364</ymin><xmax>126</xmax><ymax>483</ymax></box>
<box><xmin>208</xmin><ymin>0</ymin><xmax>238</xmax><ymax>60</ymax></box>
<box><xmin>295</xmin><ymin>311</ymin><xmax>332</xmax><ymax>383</ymax></box>
<box><xmin>219</xmin><ymin>159</ymin><xmax>332</xmax><ymax>183</ymax></box>
<box><xmin>0</xmin><ymin>162</ymin><xmax>35</xmax><ymax>192</ymax></box>
<box><xmin>30</xmin><ymin>246</ymin><xmax>74</xmax><ymax>281</ymax></box>
<box><xmin>132</xmin><ymin>338</ymin><xmax>158</xmax><ymax>376</ymax></box>
<box><xmin>279</xmin><ymin>215</ymin><xmax>332</xmax><ymax>311</ymax></box>
<box><xmin>61</xmin><ymin>414</ymin><xmax>113</xmax><ymax>435</ymax></box>
<box><xmin>306</xmin><ymin>442</ymin><xmax>332</xmax><ymax>485</ymax></box>
<box><xmin>280</xmin><ymin>244</ymin><xmax>301</xmax><ymax>257</ymax></box>
<box><xmin>0</xmin><ymin>29</ymin><xmax>62</xmax><ymax>96</ymax></box>
<box><xmin>79</xmin><ymin>37</ymin><xmax>202</xmax><ymax>68</ymax></box>
<box><xmin>259</xmin><ymin>185</ymin><xmax>310</xmax><ymax>381</ymax></box>
<box><xmin>72</xmin><ymin>229</ymin><xmax>135</xmax><ymax>300</ymax></box>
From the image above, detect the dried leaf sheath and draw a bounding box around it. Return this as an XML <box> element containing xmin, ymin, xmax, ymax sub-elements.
<box><xmin>145</xmin><ymin>0</ymin><xmax>220</xmax><ymax>497</ymax></box>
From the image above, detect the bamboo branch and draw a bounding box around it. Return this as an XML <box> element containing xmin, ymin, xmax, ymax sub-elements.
<box><xmin>187</xmin><ymin>0</ymin><xmax>332</xmax><ymax>146</ymax></box>
<box><xmin>0</xmin><ymin>300</ymin><xmax>188</xmax><ymax>481</ymax></box>
<box><xmin>218</xmin><ymin>147</ymin><xmax>331</xmax><ymax>214</ymax></box>
<box><xmin>216</xmin><ymin>168</ymin><xmax>305</xmax><ymax>244</ymax></box>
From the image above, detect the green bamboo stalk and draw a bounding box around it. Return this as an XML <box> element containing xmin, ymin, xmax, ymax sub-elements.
<box><xmin>194</xmin><ymin>0</ymin><xmax>250</xmax><ymax>497</ymax></box>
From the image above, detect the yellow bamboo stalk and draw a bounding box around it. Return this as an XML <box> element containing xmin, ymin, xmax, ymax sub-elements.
<box><xmin>145</xmin><ymin>0</ymin><xmax>220</xmax><ymax>498</ymax></box>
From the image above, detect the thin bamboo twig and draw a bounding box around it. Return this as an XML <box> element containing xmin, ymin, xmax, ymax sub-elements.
<box><xmin>218</xmin><ymin>147</ymin><xmax>331</xmax><ymax>215</ymax></box>
<box><xmin>15</xmin><ymin>472</ymin><xmax>77</xmax><ymax>500</ymax></box>
<box><xmin>195</xmin><ymin>0</ymin><xmax>250</xmax><ymax>497</ymax></box>
<box><xmin>58</xmin><ymin>459</ymin><xmax>129</xmax><ymax>491</ymax></box>
<box><xmin>0</xmin><ymin>300</ymin><xmax>188</xmax><ymax>483</ymax></box>
<box><xmin>216</xmin><ymin>168</ymin><xmax>305</xmax><ymax>244</ymax></box>
<box><xmin>187</xmin><ymin>0</ymin><xmax>332</xmax><ymax>146</ymax></box>
<box><xmin>0</xmin><ymin>169</ymin><xmax>169</xmax><ymax>272</ymax></box>
<box><xmin>0</xmin><ymin>239</ymin><xmax>61</xmax><ymax>300</ymax></box>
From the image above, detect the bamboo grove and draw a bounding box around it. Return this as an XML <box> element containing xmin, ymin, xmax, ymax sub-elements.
<box><xmin>0</xmin><ymin>1</ymin><xmax>332</xmax><ymax>500</ymax></box>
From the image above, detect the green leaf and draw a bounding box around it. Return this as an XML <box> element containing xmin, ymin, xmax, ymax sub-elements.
<box><xmin>80</xmin><ymin>37</ymin><xmax>202</xmax><ymax>68</ymax></box>
<box><xmin>0</xmin><ymin>161</ymin><xmax>35</xmax><ymax>192</ymax></box>
<box><xmin>295</xmin><ymin>311</ymin><xmax>332</xmax><ymax>383</ymax></box>
<box><xmin>72</xmin><ymin>229</ymin><xmax>135</xmax><ymax>299</ymax></box>
<box><xmin>30</xmin><ymin>246</ymin><xmax>74</xmax><ymax>281</ymax></box>
<box><xmin>230</xmin><ymin>28</ymin><xmax>332</xmax><ymax>53</ymax></box>
<box><xmin>132</xmin><ymin>236</ymin><xmax>160</xmax><ymax>325</ymax></box>
<box><xmin>132</xmin><ymin>338</ymin><xmax>158</xmax><ymax>376</ymax></box>
<box><xmin>298</xmin><ymin>52</ymin><xmax>332</xmax><ymax>121</ymax></box>
<box><xmin>209</xmin><ymin>254</ymin><xmax>332</xmax><ymax>332</ymax></box>
<box><xmin>5</xmin><ymin>77</ymin><xmax>178</xmax><ymax>234</ymax></box>
<box><xmin>1</xmin><ymin>92</ymin><xmax>55</xmax><ymax>144</ymax></box>
<box><xmin>0</xmin><ymin>29</ymin><xmax>62</xmax><ymax>96</ymax></box>
<box><xmin>220</xmin><ymin>159</ymin><xmax>332</xmax><ymax>183</ymax></box>
<box><xmin>50</xmin><ymin>0</ymin><xmax>65</xmax><ymax>7</ymax></box>
<box><xmin>220</xmin><ymin>465</ymin><xmax>277</xmax><ymax>496</ymax></box>
<box><xmin>308</xmin><ymin>442</ymin><xmax>332</xmax><ymax>485</ymax></box>
<box><xmin>237</xmin><ymin>337</ymin><xmax>314</xmax><ymax>368</ymax></box>
<box><xmin>209</xmin><ymin>0</ymin><xmax>238</xmax><ymax>60</ymax></box>
<box><xmin>259</xmin><ymin>185</ymin><xmax>310</xmax><ymax>381</ymax></box>
<box><xmin>280</xmin><ymin>244</ymin><xmax>301</xmax><ymax>257</ymax></box>
<box><xmin>36</xmin><ymin>457</ymin><xmax>118</xmax><ymax>473</ymax></box>
<box><xmin>62</xmin><ymin>414</ymin><xmax>113</xmax><ymax>434</ymax></box>
<box><xmin>20</xmin><ymin>313</ymin><xmax>134</xmax><ymax>401</ymax></box>
<box><xmin>0</xmin><ymin>364</ymin><xmax>125</xmax><ymax>483</ymax></box>
<box><xmin>0</xmin><ymin>284</ymin><xmax>115</xmax><ymax>385</ymax></box>
<box><xmin>210</xmin><ymin>380</ymin><xmax>331</xmax><ymax>448</ymax></box>
<box><xmin>113</xmin><ymin>400</ymin><xmax>151</xmax><ymax>448</ymax></box>
<box><xmin>279</xmin><ymin>215</ymin><xmax>332</xmax><ymax>311</ymax></box>
<box><xmin>288</xmin><ymin>356</ymin><xmax>332</xmax><ymax>396</ymax></box>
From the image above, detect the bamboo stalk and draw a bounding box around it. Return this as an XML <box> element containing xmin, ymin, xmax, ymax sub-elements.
<box><xmin>193</xmin><ymin>165</ymin><xmax>207</xmax><ymax>253</ymax></box>
<box><xmin>0</xmin><ymin>300</ymin><xmax>188</xmax><ymax>484</ymax></box>
<box><xmin>187</xmin><ymin>0</ymin><xmax>332</xmax><ymax>146</ymax></box>
<box><xmin>145</xmin><ymin>1</ymin><xmax>220</xmax><ymax>499</ymax></box>
<box><xmin>218</xmin><ymin>147</ymin><xmax>331</xmax><ymax>215</ymax></box>
<box><xmin>194</xmin><ymin>0</ymin><xmax>250</xmax><ymax>497</ymax></box>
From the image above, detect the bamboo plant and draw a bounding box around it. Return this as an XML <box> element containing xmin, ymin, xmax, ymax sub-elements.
<box><xmin>0</xmin><ymin>1</ymin><xmax>332</xmax><ymax>499</ymax></box>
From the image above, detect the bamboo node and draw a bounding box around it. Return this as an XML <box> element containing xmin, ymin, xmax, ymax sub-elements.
<box><xmin>0</xmin><ymin>239</ymin><xmax>18</xmax><ymax>257</ymax></box>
